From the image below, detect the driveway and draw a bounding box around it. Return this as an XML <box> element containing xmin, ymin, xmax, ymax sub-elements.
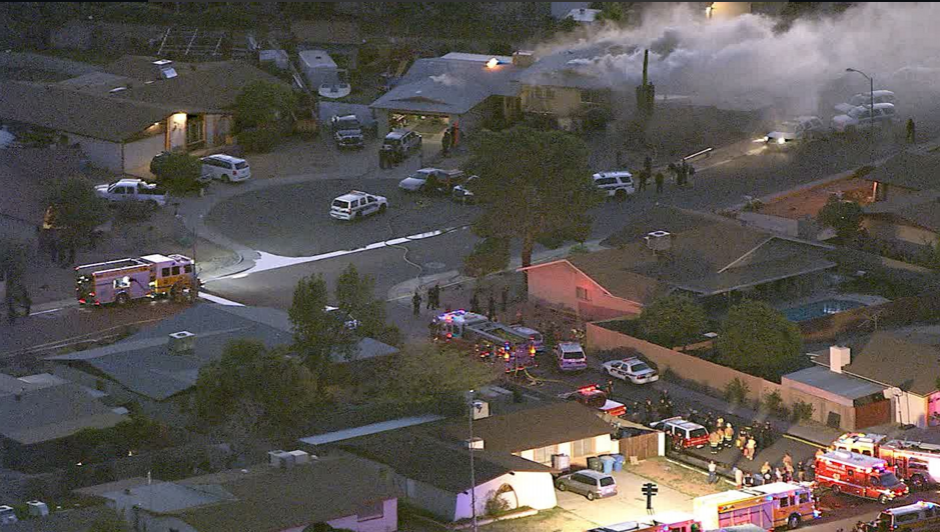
<box><xmin>554</xmin><ymin>468</ymin><xmax>693</xmax><ymax>528</ymax></box>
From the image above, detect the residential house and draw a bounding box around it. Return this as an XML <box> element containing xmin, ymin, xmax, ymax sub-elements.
<box><xmin>369</xmin><ymin>52</ymin><xmax>526</xmax><ymax>137</ymax></box>
<box><xmin>862</xmin><ymin>188</ymin><xmax>940</xmax><ymax>253</ymax></box>
<box><xmin>781</xmin><ymin>346</ymin><xmax>891</xmax><ymax>431</ymax></box>
<box><xmin>333</xmin><ymin>401</ymin><xmax>618</xmax><ymax>522</ymax></box>
<box><xmin>0</xmin><ymin>372</ymin><xmax>126</xmax><ymax>470</ymax></box>
<box><xmin>81</xmin><ymin>455</ymin><xmax>398</xmax><ymax>532</ymax></box>
<box><xmin>0</xmin><ymin>55</ymin><xmax>290</xmax><ymax>175</ymax></box>
<box><xmin>864</xmin><ymin>148</ymin><xmax>940</xmax><ymax>202</ymax></box>
<box><xmin>46</xmin><ymin>303</ymin><xmax>398</xmax><ymax>423</ymax></box>
<box><xmin>810</xmin><ymin>327</ymin><xmax>940</xmax><ymax>428</ymax></box>
<box><xmin>565</xmin><ymin>7</ymin><xmax>603</xmax><ymax>23</ymax></box>
<box><xmin>520</xmin><ymin>206</ymin><xmax>837</xmax><ymax>320</ymax></box>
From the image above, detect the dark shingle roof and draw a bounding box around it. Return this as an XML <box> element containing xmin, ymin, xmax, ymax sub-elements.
<box><xmin>173</xmin><ymin>457</ymin><xmax>398</xmax><ymax>532</ymax></box>
<box><xmin>864</xmin><ymin>189</ymin><xmax>940</xmax><ymax>233</ymax></box>
<box><xmin>863</xmin><ymin>148</ymin><xmax>940</xmax><ymax>191</ymax></box>
<box><xmin>0</xmin><ymin>383</ymin><xmax>125</xmax><ymax>444</ymax></box>
<box><xmin>0</xmin><ymin>81</ymin><xmax>176</xmax><ymax>142</ymax></box>
<box><xmin>340</xmin><ymin>429</ymin><xmax>550</xmax><ymax>493</ymax></box>
<box><xmin>442</xmin><ymin>401</ymin><xmax>614</xmax><ymax>454</ymax></box>
<box><xmin>842</xmin><ymin>329</ymin><xmax>940</xmax><ymax>396</ymax></box>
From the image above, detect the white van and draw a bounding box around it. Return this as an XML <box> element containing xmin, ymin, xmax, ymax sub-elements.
<box><xmin>834</xmin><ymin>90</ymin><xmax>897</xmax><ymax>114</ymax></box>
<box><xmin>555</xmin><ymin>342</ymin><xmax>587</xmax><ymax>372</ymax></box>
<box><xmin>201</xmin><ymin>154</ymin><xmax>251</xmax><ymax>183</ymax></box>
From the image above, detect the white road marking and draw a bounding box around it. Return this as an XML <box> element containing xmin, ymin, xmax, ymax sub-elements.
<box><xmin>198</xmin><ymin>292</ymin><xmax>246</xmax><ymax>306</ymax></box>
<box><xmin>30</xmin><ymin>308</ymin><xmax>64</xmax><ymax>316</ymax></box>
<box><xmin>209</xmin><ymin>226</ymin><xmax>463</xmax><ymax>282</ymax></box>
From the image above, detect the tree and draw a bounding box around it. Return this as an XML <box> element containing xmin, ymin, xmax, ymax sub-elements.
<box><xmin>193</xmin><ymin>339</ymin><xmax>318</xmax><ymax>437</ymax></box>
<box><xmin>463</xmin><ymin>237</ymin><xmax>511</xmax><ymax>278</ymax></box>
<box><xmin>150</xmin><ymin>152</ymin><xmax>203</xmax><ymax>195</ymax></box>
<box><xmin>590</xmin><ymin>2</ymin><xmax>625</xmax><ymax>23</ymax></box>
<box><xmin>335</xmin><ymin>263</ymin><xmax>402</xmax><ymax>347</ymax></box>
<box><xmin>817</xmin><ymin>195</ymin><xmax>863</xmax><ymax>241</ymax></box>
<box><xmin>464</xmin><ymin>127</ymin><xmax>602</xmax><ymax>276</ymax></box>
<box><xmin>234</xmin><ymin>80</ymin><xmax>299</xmax><ymax>132</ymax></box>
<box><xmin>380</xmin><ymin>344</ymin><xmax>501</xmax><ymax>409</ymax></box>
<box><xmin>290</xmin><ymin>274</ymin><xmax>356</xmax><ymax>374</ymax></box>
<box><xmin>638</xmin><ymin>295</ymin><xmax>707</xmax><ymax>349</ymax></box>
<box><xmin>44</xmin><ymin>176</ymin><xmax>107</xmax><ymax>250</ymax></box>
<box><xmin>717</xmin><ymin>300</ymin><xmax>803</xmax><ymax>380</ymax></box>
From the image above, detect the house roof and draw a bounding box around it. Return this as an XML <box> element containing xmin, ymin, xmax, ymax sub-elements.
<box><xmin>863</xmin><ymin>148</ymin><xmax>940</xmax><ymax>191</ymax></box>
<box><xmin>370</xmin><ymin>56</ymin><xmax>522</xmax><ymax>115</ymax></box>
<box><xmin>516</xmin><ymin>42</ymin><xmax>618</xmax><ymax>90</ymax></box>
<box><xmin>0</xmin><ymin>80</ymin><xmax>176</xmax><ymax>142</ymax></box>
<box><xmin>0</xmin><ymin>382</ymin><xmax>125</xmax><ymax>444</ymax></box>
<box><xmin>340</xmin><ymin>428</ymin><xmax>551</xmax><ymax>494</ymax></box>
<box><xmin>442</xmin><ymin>401</ymin><xmax>615</xmax><ymax>454</ymax></box>
<box><xmin>841</xmin><ymin>329</ymin><xmax>940</xmax><ymax>396</ymax></box>
<box><xmin>535</xmin><ymin>207</ymin><xmax>834</xmax><ymax>303</ymax></box>
<box><xmin>45</xmin><ymin>304</ymin><xmax>397</xmax><ymax>400</ymax></box>
<box><xmin>1</xmin><ymin>506</ymin><xmax>119</xmax><ymax>532</ymax></box>
<box><xmin>171</xmin><ymin>457</ymin><xmax>398</xmax><ymax>532</ymax></box>
<box><xmin>864</xmin><ymin>189</ymin><xmax>940</xmax><ymax>233</ymax></box>
<box><xmin>299</xmin><ymin>414</ymin><xmax>445</xmax><ymax>446</ymax></box>
<box><xmin>291</xmin><ymin>19</ymin><xmax>362</xmax><ymax>45</ymax></box>
<box><xmin>782</xmin><ymin>366</ymin><xmax>885</xmax><ymax>400</ymax></box>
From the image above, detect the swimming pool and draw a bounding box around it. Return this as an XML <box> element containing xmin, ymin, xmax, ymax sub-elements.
<box><xmin>782</xmin><ymin>299</ymin><xmax>866</xmax><ymax>322</ymax></box>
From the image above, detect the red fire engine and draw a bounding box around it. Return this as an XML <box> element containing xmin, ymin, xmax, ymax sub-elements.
<box><xmin>558</xmin><ymin>385</ymin><xmax>627</xmax><ymax>418</ymax></box>
<box><xmin>832</xmin><ymin>432</ymin><xmax>940</xmax><ymax>489</ymax></box>
<box><xmin>815</xmin><ymin>450</ymin><xmax>909</xmax><ymax>504</ymax></box>
<box><xmin>432</xmin><ymin>310</ymin><xmax>538</xmax><ymax>373</ymax></box>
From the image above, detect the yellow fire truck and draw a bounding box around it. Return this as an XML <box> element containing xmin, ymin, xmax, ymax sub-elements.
<box><xmin>75</xmin><ymin>254</ymin><xmax>197</xmax><ymax>306</ymax></box>
<box><xmin>832</xmin><ymin>432</ymin><xmax>940</xmax><ymax>489</ymax></box>
<box><xmin>693</xmin><ymin>482</ymin><xmax>818</xmax><ymax>531</ymax></box>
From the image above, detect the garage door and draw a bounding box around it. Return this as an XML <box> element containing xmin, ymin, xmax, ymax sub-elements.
<box><xmin>123</xmin><ymin>134</ymin><xmax>165</xmax><ymax>174</ymax></box>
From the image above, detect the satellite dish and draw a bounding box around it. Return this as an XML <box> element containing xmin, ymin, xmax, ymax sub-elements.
<box><xmin>318</xmin><ymin>83</ymin><xmax>351</xmax><ymax>99</ymax></box>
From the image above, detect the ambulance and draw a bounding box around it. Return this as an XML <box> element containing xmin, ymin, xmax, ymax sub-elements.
<box><xmin>693</xmin><ymin>482</ymin><xmax>817</xmax><ymax>531</ymax></box>
<box><xmin>860</xmin><ymin>500</ymin><xmax>940</xmax><ymax>532</ymax></box>
<box><xmin>815</xmin><ymin>450</ymin><xmax>909</xmax><ymax>504</ymax></box>
<box><xmin>832</xmin><ymin>432</ymin><xmax>940</xmax><ymax>489</ymax></box>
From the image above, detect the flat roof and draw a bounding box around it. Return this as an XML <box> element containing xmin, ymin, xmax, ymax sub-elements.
<box><xmin>783</xmin><ymin>366</ymin><xmax>885</xmax><ymax>400</ymax></box>
<box><xmin>747</xmin><ymin>482</ymin><xmax>808</xmax><ymax>496</ymax></box>
<box><xmin>298</xmin><ymin>415</ymin><xmax>445</xmax><ymax>446</ymax></box>
<box><xmin>694</xmin><ymin>490</ymin><xmax>758</xmax><ymax>506</ymax></box>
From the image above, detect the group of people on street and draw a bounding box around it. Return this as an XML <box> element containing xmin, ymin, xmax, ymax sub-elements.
<box><xmin>733</xmin><ymin>452</ymin><xmax>809</xmax><ymax>488</ymax></box>
<box><xmin>624</xmin><ymin>390</ymin><xmax>675</xmax><ymax>425</ymax></box>
<box><xmin>412</xmin><ymin>283</ymin><xmax>442</xmax><ymax>316</ymax></box>
<box><xmin>708</xmin><ymin>419</ymin><xmax>776</xmax><ymax>460</ymax></box>
<box><xmin>634</xmin><ymin>154</ymin><xmax>695</xmax><ymax>194</ymax></box>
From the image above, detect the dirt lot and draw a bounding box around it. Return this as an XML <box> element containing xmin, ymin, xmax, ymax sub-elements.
<box><xmin>757</xmin><ymin>177</ymin><xmax>873</xmax><ymax>220</ymax></box>
<box><xmin>623</xmin><ymin>457</ymin><xmax>727</xmax><ymax>498</ymax></box>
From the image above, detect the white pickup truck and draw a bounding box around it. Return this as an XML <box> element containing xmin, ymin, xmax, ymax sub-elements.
<box><xmin>95</xmin><ymin>179</ymin><xmax>168</xmax><ymax>208</ymax></box>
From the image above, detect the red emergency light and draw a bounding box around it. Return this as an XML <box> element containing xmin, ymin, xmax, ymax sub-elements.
<box><xmin>578</xmin><ymin>384</ymin><xmax>598</xmax><ymax>394</ymax></box>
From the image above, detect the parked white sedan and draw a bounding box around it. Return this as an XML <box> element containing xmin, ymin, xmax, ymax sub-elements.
<box><xmin>602</xmin><ymin>357</ymin><xmax>659</xmax><ymax>385</ymax></box>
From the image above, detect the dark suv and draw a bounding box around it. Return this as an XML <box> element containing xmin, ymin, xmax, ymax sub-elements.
<box><xmin>331</xmin><ymin>115</ymin><xmax>365</xmax><ymax>149</ymax></box>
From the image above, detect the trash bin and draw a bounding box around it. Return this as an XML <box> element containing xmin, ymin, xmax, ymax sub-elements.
<box><xmin>587</xmin><ymin>456</ymin><xmax>602</xmax><ymax>472</ymax></box>
<box><xmin>612</xmin><ymin>454</ymin><xmax>624</xmax><ymax>472</ymax></box>
<box><xmin>600</xmin><ymin>455</ymin><xmax>615</xmax><ymax>474</ymax></box>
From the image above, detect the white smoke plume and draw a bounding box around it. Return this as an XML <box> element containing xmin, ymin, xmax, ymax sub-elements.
<box><xmin>529</xmin><ymin>3</ymin><xmax>940</xmax><ymax>118</ymax></box>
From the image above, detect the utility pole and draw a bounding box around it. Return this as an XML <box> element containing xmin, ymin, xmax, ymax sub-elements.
<box><xmin>468</xmin><ymin>391</ymin><xmax>482</xmax><ymax>532</ymax></box>
<box><xmin>846</xmin><ymin>68</ymin><xmax>875</xmax><ymax>166</ymax></box>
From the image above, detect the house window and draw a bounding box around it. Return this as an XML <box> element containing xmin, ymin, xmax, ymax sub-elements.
<box><xmin>358</xmin><ymin>500</ymin><xmax>384</xmax><ymax>522</ymax></box>
<box><xmin>186</xmin><ymin>114</ymin><xmax>205</xmax><ymax>149</ymax></box>
<box><xmin>570</xmin><ymin>438</ymin><xmax>596</xmax><ymax>457</ymax></box>
<box><xmin>532</xmin><ymin>445</ymin><xmax>558</xmax><ymax>463</ymax></box>
<box><xmin>575</xmin><ymin>287</ymin><xmax>590</xmax><ymax>301</ymax></box>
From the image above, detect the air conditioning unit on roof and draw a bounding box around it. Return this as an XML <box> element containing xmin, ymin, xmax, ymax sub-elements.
<box><xmin>645</xmin><ymin>230</ymin><xmax>672</xmax><ymax>252</ymax></box>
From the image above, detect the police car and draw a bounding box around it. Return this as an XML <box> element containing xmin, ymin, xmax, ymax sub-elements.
<box><xmin>602</xmin><ymin>357</ymin><xmax>659</xmax><ymax>385</ymax></box>
<box><xmin>330</xmin><ymin>190</ymin><xmax>388</xmax><ymax>221</ymax></box>
<box><xmin>592</xmin><ymin>171</ymin><xmax>635</xmax><ymax>200</ymax></box>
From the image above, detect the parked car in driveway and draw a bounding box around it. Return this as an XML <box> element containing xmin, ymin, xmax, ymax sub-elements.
<box><xmin>602</xmin><ymin>357</ymin><xmax>659</xmax><ymax>384</ymax></box>
<box><xmin>201</xmin><ymin>154</ymin><xmax>251</xmax><ymax>183</ymax></box>
<box><xmin>330</xmin><ymin>190</ymin><xmax>388</xmax><ymax>221</ymax></box>
<box><xmin>383</xmin><ymin>128</ymin><xmax>422</xmax><ymax>159</ymax></box>
<box><xmin>555</xmin><ymin>470</ymin><xmax>617</xmax><ymax>501</ymax></box>
<box><xmin>763</xmin><ymin>116</ymin><xmax>826</xmax><ymax>147</ymax></box>
<box><xmin>330</xmin><ymin>114</ymin><xmax>365</xmax><ymax>149</ymax></box>
<box><xmin>834</xmin><ymin>90</ymin><xmax>896</xmax><ymax>114</ymax></box>
<box><xmin>555</xmin><ymin>342</ymin><xmax>587</xmax><ymax>372</ymax></box>
<box><xmin>831</xmin><ymin>103</ymin><xmax>898</xmax><ymax>134</ymax></box>
<box><xmin>95</xmin><ymin>179</ymin><xmax>168</xmax><ymax>208</ymax></box>
<box><xmin>398</xmin><ymin>168</ymin><xmax>465</xmax><ymax>194</ymax></box>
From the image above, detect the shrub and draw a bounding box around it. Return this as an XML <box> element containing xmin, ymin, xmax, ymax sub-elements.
<box><xmin>238</xmin><ymin>127</ymin><xmax>281</xmax><ymax>153</ymax></box>
<box><xmin>568</xmin><ymin>243</ymin><xmax>589</xmax><ymax>255</ymax></box>
<box><xmin>762</xmin><ymin>390</ymin><xmax>787</xmax><ymax>418</ymax></box>
<box><xmin>484</xmin><ymin>490</ymin><xmax>511</xmax><ymax>516</ymax></box>
<box><xmin>724</xmin><ymin>378</ymin><xmax>750</xmax><ymax>405</ymax></box>
<box><xmin>113</xmin><ymin>201</ymin><xmax>153</xmax><ymax>223</ymax></box>
<box><xmin>791</xmin><ymin>400</ymin><xmax>815</xmax><ymax>422</ymax></box>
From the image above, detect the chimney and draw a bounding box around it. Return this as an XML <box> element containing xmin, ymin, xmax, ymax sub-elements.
<box><xmin>464</xmin><ymin>437</ymin><xmax>484</xmax><ymax>450</ymax></box>
<box><xmin>471</xmin><ymin>400</ymin><xmax>489</xmax><ymax>420</ymax></box>
<box><xmin>168</xmin><ymin>331</ymin><xmax>196</xmax><ymax>355</ymax></box>
<box><xmin>512</xmin><ymin>51</ymin><xmax>535</xmax><ymax>68</ymax></box>
<box><xmin>645</xmin><ymin>231</ymin><xmax>673</xmax><ymax>252</ymax></box>
<box><xmin>830</xmin><ymin>345</ymin><xmax>851</xmax><ymax>374</ymax></box>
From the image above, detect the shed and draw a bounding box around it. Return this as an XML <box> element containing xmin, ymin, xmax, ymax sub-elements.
<box><xmin>299</xmin><ymin>49</ymin><xmax>339</xmax><ymax>89</ymax></box>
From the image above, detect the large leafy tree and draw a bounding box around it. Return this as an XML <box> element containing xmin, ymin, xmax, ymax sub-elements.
<box><xmin>379</xmin><ymin>344</ymin><xmax>501</xmax><ymax>408</ymax></box>
<box><xmin>335</xmin><ymin>264</ymin><xmax>402</xmax><ymax>348</ymax></box>
<box><xmin>234</xmin><ymin>80</ymin><xmax>299</xmax><ymax>132</ymax></box>
<box><xmin>717</xmin><ymin>300</ymin><xmax>804</xmax><ymax>380</ymax></box>
<box><xmin>817</xmin><ymin>196</ymin><xmax>864</xmax><ymax>241</ymax></box>
<box><xmin>638</xmin><ymin>295</ymin><xmax>707</xmax><ymax>349</ymax></box>
<box><xmin>290</xmin><ymin>274</ymin><xmax>355</xmax><ymax>373</ymax></box>
<box><xmin>150</xmin><ymin>152</ymin><xmax>203</xmax><ymax>195</ymax></box>
<box><xmin>464</xmin><ymin>126</ymin><xmax>601</xmax><ymax>275</ymax></box>
<box><xmin>44</xmin><ymin>176</ymin><xmax>107</xmax><ymax>247</ymax></box>
<box><xmin>193</xmin><ymin>339</ymin><xmax>318</xmax><ymax>436</ymax></box>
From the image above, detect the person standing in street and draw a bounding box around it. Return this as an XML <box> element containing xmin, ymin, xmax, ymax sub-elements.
<box><xmin>431</xmin><ymin>283</ymin><xmax>441</xmax><ymax>310</ymax></box>
<box><xmin>426</xmin><ymin>285</ymin><xmax>435</xmax><ymax>310</ymax></box>
<box><xmin>638</xmin><ymin>170</ymin><xmax>649</xmax><ymax>192</ymax></box>
<box><xmin>644</xmin><ymin>154</ymin><xmax>653</xmax><ymax>179</ymax></box>
<box><xmin>470</xmin><ymin>291</ymin><xmax>481</xmax><ymax>314</ymax></box>
<box><xmin>605</xmin><ymin>379</ymin><xmax>614</xmax><ymax>398</ymax></box>
<box><xmin>412</xmin><ymin>292</ymin><xmax>422</xmax><ymax>316</ymax></box>
<box><xmin>723</xmin><ymin>423</ymin><xmax>734</xmax><ymax>449</ymax></box>
<box><xmin>707</xmin><ymin>461</ymin><xmax>718</xmax><ymax>484</ymax></box>
<box><xmin>442</xmin><ymin>129</ymin><xmax>452</xmax><ymax>156</ymax></box>
<box><xmin>709</xmin><ymin>430</ymin><xmax>721</xmax><ymax>455</ymax></box>
<box><xmin>655</xmin><ymin>172</ymin><xmax>665</xmax><ymax>193</ymax></box>
<box><xmin>500</xmin><ymin>285</ymin><xmax>509</xmax><ymax>312</ymax></box>
<box><xmin>782</xmin><ymin>452</ymin><xmax>794</xmax><ymax>472</ymax></box>
<box><xmin>734</xmin><ymin>466</ymin><xmax>744</xmax><ymax>489</ymax></box>
<box><xmin>745</xmin><ymin>436</ymin><xmax>756</xmax><ymax>461</ymax></box>
<box><xmin>487</xmin><ymin>294</ymin><xmax>497</xmax><ymax>321</ymax></box>
<box><xmin>797</xmin><ymin>461</ymin><xmax>807</xmax><ymax>482</ymax></box>
<box><xmin>907</xmin><ymin>118</ymin><xmax>916</xmax><ymax>144</ymax></box>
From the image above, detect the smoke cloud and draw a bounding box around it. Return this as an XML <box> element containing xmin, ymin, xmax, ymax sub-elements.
<box><xmin>530</xmin><ymin>3</ymin><xmax>940</xmax><ymax>118</ymax></box>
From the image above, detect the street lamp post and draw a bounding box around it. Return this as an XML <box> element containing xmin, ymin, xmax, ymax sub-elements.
<box><xmin>467</xmin><ymin>391</ymin><xmax>481</xmax><ymax>532</ymax></box>
<box><xmin>846</xmin><ymin>67</ymin><xmax>875</xmax><ymax>165</ymax></box>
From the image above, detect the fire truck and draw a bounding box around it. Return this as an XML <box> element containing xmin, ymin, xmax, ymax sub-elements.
<box><xmin>831</xmin><ymin>432</ymin><xmax>940</xmax><ymax>489</ymax></box>
<box><xmin>432</xmin><ymin>310</ymin><xmax>540</xmax><ymax>373</ymax></box>
<box><xmin>693</xmin><ymin>482</ymin><xmax>818</xmax><ymax>531</ymax></box>
<box><xmin>858</xmin><ymin>500</ymin><xmax>940</xmax><ymax>532</ymax></box>
<box><xmin>588</xmin><ymin>512</ymin><xmax>700</xmax><ymax>532</ymax></box>
<box><xmin>558</xmin><ymin>384</ymin><xmax>627</xmax><ymax>418</ymax></box>
<box><xmin>75</xmin><ymin>254</ymin><xmax>197</xmax><ymax>306</ymax></box>
<box><xmin>815</xmin><ymin>450</ymin><xmax>909</xmax><ymax>504</ymax></box>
